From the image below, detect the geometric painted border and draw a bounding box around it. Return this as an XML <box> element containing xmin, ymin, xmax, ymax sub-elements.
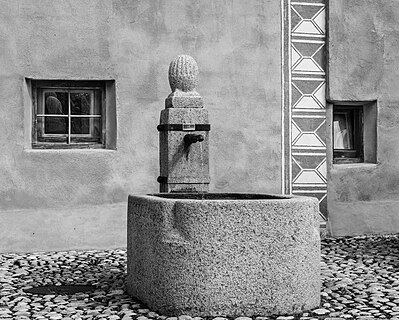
<box><xmin>282</xmin><ymin>0</ymin><xmax>327</xmax><ymax>221</ymax></box>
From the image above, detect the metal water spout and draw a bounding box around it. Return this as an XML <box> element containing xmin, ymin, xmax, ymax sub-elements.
<box><xmin>184</xmin><ymin>133</ymin><xmax>204</xmax><ymax>145</ymax></box>
<box><xmin>157</xmin><ymin>55</ymin><xmax>210</xmax><ymax>193</ymax></box>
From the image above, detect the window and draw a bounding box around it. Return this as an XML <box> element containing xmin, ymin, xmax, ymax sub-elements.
<box><xmin>32</xmin><ymin>80</ymin><xmax>107</xmax><ymax>148</ymax></box>
<box><xmin>333</xmin><ymin>105</ymin><xmax>363</xmax><ymax>163</ymax></box>
<box><xmin>330</xmin><ymin>101</ymin><xmax>377</xmax><ymax>165</ymax></box>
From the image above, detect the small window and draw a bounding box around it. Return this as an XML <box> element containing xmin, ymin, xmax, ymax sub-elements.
<box><xmin>333</xmin><ymin>105</ymin><xmax>363</xmax><ymax>163</ymax></box>
<box><xmin>32</xmin><ymin>81</ymin><xmax>106</xmax><ymax>148</ymax></box>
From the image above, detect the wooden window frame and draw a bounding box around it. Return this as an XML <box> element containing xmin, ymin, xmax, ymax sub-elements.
<box><xmin>32</xmin><ymin>80</ymin><xmax>106</xmax><ymax>149</ymax></box>
<box><xmin>333</xmin><ymin>105</ymin><xmax>364</xmax><ymax>164</ymax></box>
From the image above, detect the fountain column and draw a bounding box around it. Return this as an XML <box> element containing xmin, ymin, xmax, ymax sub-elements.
<box><xmin>127</xmin><ymin>56</ymin><xmax>321</xmax><ymax>317</ymax></box>
<box><xmin>157</xmin><ymin>55</ymin><xmax>210</xmax><ymax>192</ymax></box>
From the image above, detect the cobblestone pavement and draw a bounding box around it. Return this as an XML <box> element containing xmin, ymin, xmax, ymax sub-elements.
<box><xmin>1</xmin><ymin>235</ymin><xmax>399</xmax><ymax>320</ymax></box>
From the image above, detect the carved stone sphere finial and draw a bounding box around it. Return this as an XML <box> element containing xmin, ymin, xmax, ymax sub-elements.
<box><xmin>168</xmin><ymin>55</ymin><xmax>199</xmax><ymax>92</ymax></box>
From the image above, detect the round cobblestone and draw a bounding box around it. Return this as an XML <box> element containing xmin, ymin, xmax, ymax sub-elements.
<box><xmin>1</xmin><ymin>235</ymin><xmax>399</xmax><ymax>319</ymax></box>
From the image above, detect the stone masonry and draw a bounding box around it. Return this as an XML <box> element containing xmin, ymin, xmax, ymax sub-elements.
<box><xmin>158</xmin><ymin>55</ymin><xmax>210</xmax><ymax>192</ymax></box>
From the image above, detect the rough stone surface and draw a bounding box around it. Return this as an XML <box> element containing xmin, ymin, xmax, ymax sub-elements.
<box><xmin>159</xmin><ymin>108</ymin><xmax>210</xmax><ymax>193</ymax></box>
<box><xmin>169</xmin><ymin>55</ymin><xmax>199</xmax><ymax>93</ymax></box>
<box><xmin>165</xmin><ymin>95</ymin><xmax>203</xmax><ymax>109</ymax></box>
<box><xmin>159</xmin><ymin>56</ymin><xmax>210</xmax><ymax>192</ymax></box>
<box><xmin>1</xmin><ymin>235</ymin><xmax>399</xmax><ymax>318</ymax></box>
<box><xmin>126</xmin><ymin>194</ymin><xmax>321</xmax><ymax>316</ymax></box>
<box><xmin>166</xmin><ymin>55</ymin><xmax>202</xmax><ymax>108</ymax></box>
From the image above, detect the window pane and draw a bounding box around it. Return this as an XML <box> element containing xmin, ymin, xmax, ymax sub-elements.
<box><xmin>71</xmin><ymin>117</ymin><xmax>101</xmax><ymax>137</ymax></box>
<box><xmin>71</xmin><ymin>91</ymin><xmax>101</xmax><ymax>115</ymax></box>
<box><xmin>45</xmin><ymin>92</ymin><xmax>68</xmax><ymax>114</ymax></box>
<box><xmin>39</xmin><ymin>117</ymin><xmax>68</xmax><ymax>134</ymax></box>
<box><xmin>93</xmin><ymin>90</ymin><xmax>102</xmax><ymax>115</ymax></box>
<box><xmin>71</xmin><ymin>92</ymin><xmax>91</xmax><ymax>115</ymax></box>
<box><xmin>333</xmin><ymin>112</ymin><xmax>353</xmax><ymax>149</ymax></box>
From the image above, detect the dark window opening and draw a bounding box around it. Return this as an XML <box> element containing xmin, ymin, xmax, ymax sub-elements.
<box><xmin>31</xmin><ymin>80</ymin><xmax>106</xmax><ymax>149</ymax></box>
<box><xmin>333</xmin><ymin>105</ymin><xmax>363</xmax><ymax>164</ymax></box>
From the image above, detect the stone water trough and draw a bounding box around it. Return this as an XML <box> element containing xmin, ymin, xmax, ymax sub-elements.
<box><xmin>127</xmin><ymin>56</ymin><xmax>321</xmax><ymax>317</ymax></box>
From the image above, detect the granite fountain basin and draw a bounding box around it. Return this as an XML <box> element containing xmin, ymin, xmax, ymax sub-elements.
<box><xmin>126</xmin><ymin>193</ymin><xmax>321</xmax><ymax>317</ymax></box>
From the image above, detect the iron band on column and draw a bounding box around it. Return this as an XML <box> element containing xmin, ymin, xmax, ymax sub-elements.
<box><xmin>157</xmin><ymin>124</ymin><xmax>211</xmax><ymax>132</ymax></box>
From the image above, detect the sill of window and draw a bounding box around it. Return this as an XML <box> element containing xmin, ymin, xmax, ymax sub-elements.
<box><xmin>25</xmin><ymin>147</ymin><xmax>117</xmax><ymax>153</ymax></box>
<box><xmin>332</xmin><ymin>162</ymin><xmax>378</xmax><ymax>170</ymax></box>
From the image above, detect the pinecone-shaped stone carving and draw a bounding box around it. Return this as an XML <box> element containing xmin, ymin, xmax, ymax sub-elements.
<box><xmin>169</xmin><ymin>55</ymin><xmax>199</xmax><ymax>92</ymax></box>
<box><xmin>165</xmin><ymin>55</ymin><xmax>203</xmax><ymax>108</ymax></box>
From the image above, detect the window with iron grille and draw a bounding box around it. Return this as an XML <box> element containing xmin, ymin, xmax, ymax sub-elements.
<box><xmin>32</xmin><ymin>80</ymin><xmax>106</xmax><ymax>148</ymax></box>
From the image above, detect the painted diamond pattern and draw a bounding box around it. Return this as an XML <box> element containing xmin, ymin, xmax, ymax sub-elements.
<box><xmin>292</xmin><ymin>80</ymin><xmax>326</xmax><ymax>109</ymax></box>
<box><xmin>291</xmin><ymin>46</ymin><xmax>301</xmax><ymax>67</ymax></box>
<box><xmin>316</xmin><ymin>158</ymin><xmax>327</xmax><ymax>181</ymax></box>
<box><xmin>292</xmin><ymin>5</ymin><xmax>325</xmax><ymax>36</ymax></box>
<box><xmin>284</xmin><ymin>0</ymin><xmax>327</xmax><ymax>221</ymax></box>
<box><xmin>293</xmin><ymin>154</ymin><xmax>326</xmax><ymax>170</ymax></box>
<box><xmin>292</xmin><ymin>155</ymin><xmax>327</xmax><ymax>186</ymax></box>
<box><xmin>314</xmin><ymin>82</ymin><xmax>325</xmax><ymax>107</ymax></box>
<box><xmin>291</xmin><ymin>118</ymin><xmax>326</xmax><ymax>148</ymax></box>
<box><xmin>292</xmin><ymin>42</ymin><xmax>325</xmax><ymax>74</ymax></box>
<box><xmin>291</xmin><ymin>121</ymin><xmax>301</xmax><ymax>142</ymax></box>
<box><xmin>294</xmin><ymin>132</ymin><xmax>324</xmax><ymax>147</ymax></box>
<box><xmin>313</xmin><ymin>7</ymin><xmax>326</xmax><ymax>33</ymax></box>
<box><xmin>293</xmin><ymin>117</ymin><xmax>325</xmax><ymax>133</ymax></box>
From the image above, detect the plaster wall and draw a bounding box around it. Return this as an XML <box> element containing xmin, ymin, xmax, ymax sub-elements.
<box><xmin>0</xmin><ymin>0</ymin><xmax>281</xmax><ymax>252</ymax></box>
<box><xmin>328</xmin><ymin>0</ymin><xmax>399</xmax><ymax>235</ymax></box>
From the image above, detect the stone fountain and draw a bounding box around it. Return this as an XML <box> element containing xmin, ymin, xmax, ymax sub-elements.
<box><xmin>157</xmin><ymin>55</ymin><xmax>210</xmax><ymax>193</ymax></box>
<box><xmin>127</xmin><ymin>55</ymin><xmax>321</xmax><ymax>317</ymax></box>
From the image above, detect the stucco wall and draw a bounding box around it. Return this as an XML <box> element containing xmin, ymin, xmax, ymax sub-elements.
<box><xmin>0</xmin><ymin>0</ymin><xmax>281</xmax><ymax>252</ymax></box>
<box><xmin>328</xmin><ymin>0</ymin><xmax>399</xmax><ymax>235</ymax></box>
